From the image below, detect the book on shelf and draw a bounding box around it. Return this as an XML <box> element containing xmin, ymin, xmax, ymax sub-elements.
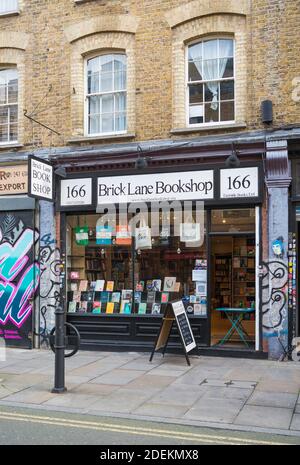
<box><xmin>100</xmin><ymin>291</ymin><xmax>110</xmax><ymax>303</ymax></box>
<box><xmin>68</xmin><ymin>301</ymin><xmax>77</xmax><ymax>313</ymax></box>
<box><xmin>95</xmin><ymin>280</ymin><xmax>105</xmax><ymax>291</ymax></box>
<box><xmin>111</xmin><ymin>292</ymin><xmax>121</xmax><ymax>303</ymax></box>
<box><xmin>73</xmin><ymin>291</ymin><xmax>81</xmax><ymax>302</ymax></box>
<box><xmin>151</xmin><ymin>303</ymin><xmax>161</xmax><ymax>315</ymax></box>
<box><xmin>93</xmin><ymin>301</ymin><xmax>101</xmax><ymax>312</ymax></box>
<box><xmin>106</xmin><ymin>302</ymin><xmax>114</xmax><ymax>314</ymax></box>
<box><xmin>134</xmin><ymin>291</ymin><xmax>142</xmax><ymax>303</ymax></box>
<box><xmin>80</xmin><ymin>291</ymin><xmax>94</xmax><ymax>302</ymax></box>
<box><xmin>106</xmin><ymin>281</ymin><xmax>114</xmax><ymax>292</ymax></box>
<box><xmin>147</xmin><ymin>291</ymin><xmax>156</xmax><ymax>303</ymax></box>
<box><xmin>122</xmin><ymin>289</ymin><xmax>133</xmax><ymax>301</ymax></box>
<box><xmin>161</xmin><ymin>292</ymin><xmax>169</xmax><ymax>303</ymax></box>
<box><xmin>90</xmin><ymin>281</ymin><xmax>96</xmax><ymax>291</ymax></box>
<box><xmin>135</xmin><ymin>281</ymin><xmax>144</xmax><ymax>291</ymax></box>
<box><xmin>79</xmin><ymin>280</ymin><xmax>88</xmax><ymax>291</ymax></box>
<box><xmin>121</xmin><ymin>300</ymin><xmax>131</xmax><ymax>314</ymax></box>
<box><xmin>163</xmin><ymin>277</ymin><xmax>176</xmax><ymax>292</ymax></box>
<box><xmin>138</xmin><ymin>303</ymin><xmax>147</xmax><ymax>315</ymax></box>
<box><xmin>70</xmin><ymin>282</ymin><xmax>78</xmax><ymax>291</ymax></box>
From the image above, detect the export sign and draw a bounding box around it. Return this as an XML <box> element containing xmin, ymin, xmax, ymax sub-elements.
<box><xmin>0</xmin><ymin>165</ymin><xmax>28</xmax><ymax>195</ymax></box>
<box><xmin>28</xmin><ymin>156</ymin><xmax>54</xmax><ymax>202</ymax></box>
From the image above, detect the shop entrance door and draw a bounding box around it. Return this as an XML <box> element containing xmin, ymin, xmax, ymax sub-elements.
<box><xmin>210</xmin><ymin>234</ymin><xmax>256</xmax><ymax>349</ymax></box>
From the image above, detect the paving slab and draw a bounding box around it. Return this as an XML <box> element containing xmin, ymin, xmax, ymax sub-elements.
<box><xmin>71</xmin><ymin>383</ymin><xmax>120</xmax><ymax>396</ymax></box>
<box><xmin>200</xmin><ymin>386</ymin><xmax>253</xmax><ymax>402</ymax></box>
<box><xmin>1</xmin><ymin>386</ymin><xmax>56</xmax><ymax>404</ymax></box>
<box><xmin>133</xmin><ymin>402</ymin><xmax>188</xmax><ymax>418</ymax></box>
<box><xmin>43</xmin><ymin>392</ymin><xmax>101</xmax><ymax>409</ymax></box>
<box><xmin>148</xmin><ymin>384</ymin><xmax>206</xmax><ymax>407</ymax></box>
<box><xmin>290</xmin><ymin>414</ymin><xmax>300</xmax><ymax>431</ymax></box>
<box><xmin>184</xmin><ymin>398</ymin><xmax>244</xmax><ymax>424</ymax></box>
<box><xmin>234</xmin><ymin>405</ymin><xmax>293</xmax><ymax>430</ymax></box>
<box><xmin>255</xmin><ymin>379</ymin><xmax>300</xmax><ymax>394</ymax></box>
<box><xmin>88</xmin><ymin>369</ymin><xmax>144</xmax><ymax>386</ymax></box>
<box><xmin>247</xmin><ymin>390</ymin><xmax>298</xmax><ymax>409</ymax></box>
<box><xmin>88</xmin><ymin>388</ymin><xmax>155</xmax><ymax>414</ymax></box>
<box><xmin>124</xmin><ymin>374</ymin><xmax>176</xmax><ymax>390</ymax></box>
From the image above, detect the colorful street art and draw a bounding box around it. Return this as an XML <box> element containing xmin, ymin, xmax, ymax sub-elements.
<box><xmin>0</xmin><ymin>212</ymin><xmax>39</xmax><ymax>348</ymax></box>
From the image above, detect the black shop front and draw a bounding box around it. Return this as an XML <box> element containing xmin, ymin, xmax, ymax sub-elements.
<box><xmin>57</xmin><ymin>161</ymin><xmax>263</xmax><ymax>355</ymax></box>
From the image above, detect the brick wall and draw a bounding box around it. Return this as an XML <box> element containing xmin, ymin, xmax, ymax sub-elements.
<box><xmin>0</xmin><ymin>0</ymin><xmax>298</xmax><ymax>149</ymax></box>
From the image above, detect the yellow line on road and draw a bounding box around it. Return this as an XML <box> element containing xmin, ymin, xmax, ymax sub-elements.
<box><xmin>0</xmin><ymin>410</ymin><xmax>289</xmax><ymax>445</ymax></box>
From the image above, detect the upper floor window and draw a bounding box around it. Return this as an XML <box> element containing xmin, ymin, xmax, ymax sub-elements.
<box><xmin>0</xmin><ymin>0</ymin><xmax>18</xmax><ymax>15</ymax></box>
<box><xmin>86</xmin><ymin>54</ymin><xmax>127</xmax><ymax>136</ymax></box>
<box><xmin>0</xmin><ymin>68</ymin><xmax>18</xmax><ymax>144</ymax></box>
<box><xmin>187</xmin><ymin>38</ymin><xmax>234</xmax><ymax>126</ymax></box>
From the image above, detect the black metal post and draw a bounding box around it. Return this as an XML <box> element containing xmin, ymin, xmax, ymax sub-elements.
<box><xmin>51</xmin><ymin>304</ymin><xmax>67</xmax><ymax>393</ymax></box>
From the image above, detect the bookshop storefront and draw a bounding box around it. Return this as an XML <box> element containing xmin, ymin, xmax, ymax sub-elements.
<box><xmin>58</xmin><ymin>162</ymin><xmax>263</xmax><ymax>354</ymax></box>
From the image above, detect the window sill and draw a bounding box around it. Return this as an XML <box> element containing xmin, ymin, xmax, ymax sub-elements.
<box><xmin>67</xmin><ymin>133</ymin><xmax>136</xmax><ymax>144</ymax></box>
<box><xmin>0</xmin><ymin>11</ymin><xmax>20</xmax><ymax>18</ymax></box>
<box><xmin>0</xmin><ymin>143</ymin><xmax>23</xmax><ymax>151</ymax></box>
<box><xmin>170</xmin><ymin>122</ymin><xmax>247</xmax><ymax>135</ymax></box>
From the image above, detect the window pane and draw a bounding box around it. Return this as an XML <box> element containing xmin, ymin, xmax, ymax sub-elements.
<box><xmin>7</xmin><ymin>70</ymin><xmax>17</xmax><ymax>86</ymax></box>
<box><xmin>188</xmin><ymin>60</ymin><xmax>202</xmax><ymax>81</ymax></box>
<box><xmin>220</xmin><ymin>80</ymin><xmax>234</xmax><ymax>100</ymax></box>
<box><xmin>101</xmin><ymin>94</ymin><xmax>114</xmax><ymax>113</ymax></box>
<box><xmin>203</xmin><ymin>39</ymin><xmax>218</xmax><ymax>59</ymax></box>
<box><xmin>100</xmin><ymin>71</ymin><xmax>113</xmax><ymax>92</ymax></box>
<box><xmin>188</xmin><ymin>42</ymin><xmax>202</xmax><ymax>61</ymax></box>
<box><xmin>87</xmin><ymin>71</ymin><xmax>99</xmax><ymax>94</ymax></box>
<box><xmin>219</xmin><ymin>39</ymin><xmax>233</xmax><ymax>58</ymax></box>
<box><xmin>101</xmin><ymin>114</ymin><xmax>114</xmax><ymax>133</ymax></box>
<box><xmin>115</xmin><ymin>93</ymin><xmax>126</xmax><ymax>112</ymax></box>
<box><xmin>88</xmin><ymin>96</ymin><xmax>100</xmax><ymax>115</ymax></box>
<box><xmin>0</xmin><ymin>85</ymin><xmax>6</xmax><ymax>104</ymax></box>
<box><xmin>0</xmin><ymin>0</ymin><xmax>18</xmax><ymax>14</ymax></box>
<box><xmin>220</xmin><ymin>57</ymin><xmax>233</xmax><ymax>78</ymax></box>
<box><xmin>114</xmin><ymin>70</ymin><xmax>126</xmax><ymax>90</ymax></box>
<box><xmin>9</xmin><ymin>105</ymin><xmax>17</xmax><ymax>123</ymax></box>
<box><xmin>205</xmin><ymin>102</ymin><xmax>219</xmax><ymax>123</ymax></box>
<box><xmin>100</xmin><ymin>55</ymin><xmax>113</xmax><ymax>73</ymax></box>
<box><xmin>87</xmin><ymin>56</ymin><xmax>99</xmax><ymax>73</ymax></box>
<box><xmin>116</xmin><ymin>113</ymin><xmax>126</xmax><ymax>131</ymax></box>
<box><xmin>0</xmin><ymin>107</ymin><xmax>8</xmax><ymax>125</ymax></box>
<box><xmin>189</xmin><ymin>84</ymin><xmax>203</xmax><ymax>104</ymax></box>
<box><xmin>204</xmin><ymin>83</ymin><xmax>218</xmax><ymax>102</ymax></box>
<box><xmin>9</xmin><ymin>124</ymin><xmax>17</xmax><ymax>141</ymax></box>
<box><xmin>114</xmin><ymin>55</ymin><xmax>126</xmax><ymax>72</ymax></box>
<box><xmin>0</xmin><ymin>125</ymin><xmax>8</xmax><ymax>142</ymax></box>
<box><xmin>220</xmin><ymin>101</ymin><xmax>234</xmax><ymax>121</ymax></box>
<box><xmin>189</xmin><ymin>106</ymin><xmax>204</xmax><ymax>124</ymax></box>
<box><xmin>211</xmin><ymin>209</ymin><xmax>255</xmax><ymax>233</ymax></box>
<box><xmin>88</xmin><ymin>115</ymin><xmax>100</xmax><ymax>134</ymax></box>
<box><xmin>202</xmin><ymin>59</ymin><xmax>219</xmax><ymax>80</ymax></box>
<box><xmin>8</xmin><ymin>84</ymin><xmax>17</xmax><ymax>104</ymax></box>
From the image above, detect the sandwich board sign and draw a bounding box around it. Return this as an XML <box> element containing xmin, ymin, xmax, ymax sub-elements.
<box><xmin>149</xmin><ymin>300</ymin><xmax>198</xmax><ymax>366</ymax></box>
<box><xmin>28</xmin><ymin>155</ymin><xmax>54</xmax><ymax>202</ymax></box>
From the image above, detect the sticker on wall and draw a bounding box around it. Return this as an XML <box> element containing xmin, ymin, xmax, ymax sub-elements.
<box><xmin>272</xmin><ymin>236</ymin><xmax>284</xmax><ymax>258</ymax></box>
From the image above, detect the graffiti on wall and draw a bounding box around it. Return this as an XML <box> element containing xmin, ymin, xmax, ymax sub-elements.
<box><xmin>261</xmin><ymin>260</ymin><xmax>288</xmax><ymax>340</ymax></box>
<box><xmin>38</xmin><ymin>232</ymin><xmax>61</xmax><ymax>347</ymax></box>
<box><xmin>0</xmin><ymin>213</ymin><xmax>39</xmax><ymax>347</ymax></box>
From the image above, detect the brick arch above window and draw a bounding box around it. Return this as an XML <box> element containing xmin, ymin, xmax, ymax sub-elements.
<box><xmin>0</xmin><ymin>31</ymin><xmax>29</xmax><ymax>51</ymax></box>
<box><xmin>64</xmin><ymin>15</ymin><xmax>139</xmax><ymax>44</ymax></box>
<box><xmin>165</xmin><ymin>0</ymin><xmax>249</xmax><ymax>29</ymax></box>
<box><xmin>69</xmin><ymin>32</ymin><xmax>135</xmax><ymax>141</ymax></box>
<box><xmin>170</xmin><ymin>14</ymin><xmax>247</xmax><ymax>132</ymax></box>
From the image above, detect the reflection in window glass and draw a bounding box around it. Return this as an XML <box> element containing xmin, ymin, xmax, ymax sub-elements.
<box><xmin>211</xmin><ymin>209</ymin><xmax>255</xmax><ymax>233</ymax></box>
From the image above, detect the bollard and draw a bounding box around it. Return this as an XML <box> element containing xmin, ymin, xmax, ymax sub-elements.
<box><xmin>51</xmin><ymin>305</ymin><xmax>67</xmax><ymax>393</ymax></box>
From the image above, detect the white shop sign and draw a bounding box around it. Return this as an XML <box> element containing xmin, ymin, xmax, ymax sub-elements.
<box><xmin>220</xmin><ymin>167</ymin><xmax>259</xmax><ymax>199</ymax></box>
<box><xmin>60</xmin><ymin>178</ymin><xmax>92</xmax><ymax>206</ymax></box>
<box><xmin>97</xmin><ymin>170</ymin><xmax>214</xmax><ymax>204</ymax></box>
<box><xmin>28</xmin><ymin>156</ymin><xmax>54</xmax><ymax>202</ymax></box>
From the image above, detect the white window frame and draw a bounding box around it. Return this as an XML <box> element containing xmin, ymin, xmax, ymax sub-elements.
<box><xmin>0</xmin><ymin>67</ymin><xmax>18</xmax><ymax>145</ymax></box>
<box><xmin>84</xmin><ymin>52</ymin><xmax>127</xmax><ymax>137</ymax></box>
<box><xmin>0</xmin><ymin>0</ymin><xmax>19</xmax><ymax>16</ymax></box>
<box><xmin>185</xmin><ymin>37</ymin><xmax>236</xmax><ymax>128</ymax></box>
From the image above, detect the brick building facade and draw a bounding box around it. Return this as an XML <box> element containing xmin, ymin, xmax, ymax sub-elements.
<box><xmin>0</xmin><ymin>0</ymin><xmax>299</xmax><ymax>360</ymax></box>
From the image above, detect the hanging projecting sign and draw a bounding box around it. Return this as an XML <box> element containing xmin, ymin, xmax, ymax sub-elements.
<box><xmin>28</xmin><ymin>156</ymin><xmax>54</xmax><ymax>202</ymax></box>
<box><xmin>60</xmin><ymin>178</ymin><xmax>92</xmax><ymax>206</ymax></box>
<box><xmin>97</xmin><ymin>170</ymin><xmax>214</xmax><ymax>204</ymax></box>
<box><xmin>220</xmin><ymin>167</ymin><xmax>259</xmax><ymax>199</ymax></box>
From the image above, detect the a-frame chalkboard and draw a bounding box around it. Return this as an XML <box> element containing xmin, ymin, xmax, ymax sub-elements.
<box><xmin>149</xmin><ymin>300</ymin><xmax>198</xmax><ymax>366</ymax></box>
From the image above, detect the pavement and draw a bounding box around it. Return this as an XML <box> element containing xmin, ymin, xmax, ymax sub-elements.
<box><xmin>1</xmin><ymin>348</ymin><xmax>300</xmax><ymax>438</ymax></box>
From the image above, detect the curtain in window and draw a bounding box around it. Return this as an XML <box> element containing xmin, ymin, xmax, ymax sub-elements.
<box><xmin>189</xmin><ymin>40</ymin><xmax>232</xmax><ymax>110</ymax></box>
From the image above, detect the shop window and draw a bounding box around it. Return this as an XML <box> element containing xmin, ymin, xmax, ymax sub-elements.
<box><xmin>211</xmin><ymin>208</ymin><xmax>255</xmax><ymax>233</ymax></box>
<box><xmin>66</xmin><ymin>209</ymin><xmax>207</xmax><ymax>318</ymax></box>
<box><xmin>86</xmin><ymin>54</ymin><xmax>127</xmax><ymax>136</ymax></box>
<box><xmin>187</xmin><ymin>38</ymin><xmax>235</xmax><ymax>126</ymax></box>
<box><xmin>0</xmin><ymin>68</ymin><xmax>18</xmax><ymax>144</ymax></box>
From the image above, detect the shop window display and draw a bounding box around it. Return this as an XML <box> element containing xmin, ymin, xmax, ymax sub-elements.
<box><xmin>66</xmin><ymin>210</ymin><xmax>207</xmax><ymax>317</ymax></box>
